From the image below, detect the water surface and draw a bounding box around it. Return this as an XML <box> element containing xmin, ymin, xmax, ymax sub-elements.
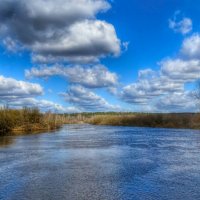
<box><xmin>1</xmin><ymin>125</ymin><xmax>200</xmax><ymax>200</ymax></box>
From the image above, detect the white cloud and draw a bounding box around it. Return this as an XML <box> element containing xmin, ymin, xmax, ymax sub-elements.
<box><xmin>0</xmin><ymin>0</ymin><xmax>121</xmax><ymax>63</ymax></box>
<box><xmin>121</xmin><ymin>61</ymin><xmax>200</xmax><ymax>110</ymax></box>
<box><xmin>0</xmin><ymin>0</ymin><xmax>110</xmax><ymax>39</ymax></box>
<box><xmin>32</xmin><ymin>20</ymin><xmax>121</xmax><ymax>62</ymax></box>
<box><xmin>169</xmin><ymin>11</ymin><xmax>192</xmax><ymax>35</ymax></box>
<box><xmin>155</xmin><ymin>91</ymin><xmax>197</xmax><ymax>112</ymax></box>
<box><xmin>5</xmin><ymin>97</ymin><xmax>79</xmax><ymax>113</ymax></box>
<box><xmin>0</xmin><ymin>75</ymin><xmax>80</xmax><ymax>113</ymax></box>
<box><xmin>161</xmin><ymin>58</ymin><xmax>200</xmax><ymax>82</ymax></box>
<box><xmin>121</xmin><ymin>60</ymin><xmax>198</xmax><ymax>108</ymax></box>
<box><xmin>0</xmin><ymin>75</ymin><xmax>43</xmax><ymax>98</ymax></box>
<box><xmin>31</xmin><ymin>54</ymin><xmax>99</xmax><ymax>64</ymax></box>
<box><xmin>61</xmin><ymin>85</ymin><xmax>120</xmax><ymax>111</ymax></box>
<box><xmin>181</xmin><ymin>33</ymin><xmax>200</xmax><ymax>59</ymax></box>
<box><xmin>121</xmin><ymin>72</ymin><xmax>183</xmax><ymax>104</ymax></box>
<box><xmin>26</xmin><ymin>0</ymin><xmax>110</xmax><ymax>20</ymax></box>
<box><xmin>26</xmin><ymin>64</ymin><xmax>118</xmax><ymax>88</ymax></box>
<box><xmin>120</xmin><ymin>30</ymin><xmax>200</xmax><ymax>112</ymax></box>
<box><xmin>0</xmin><ymin>0</ymin><xmax>123</xmax><ymax>112</ymax></box>
<box><xmin>138</xmin><ymin>68</ymin><xmax>156</xmax><ymax>79</ymax></box>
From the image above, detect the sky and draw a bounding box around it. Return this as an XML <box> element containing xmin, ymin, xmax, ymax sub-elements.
<box><xmin>0</xmin><ymin>0</ymin><xmax>200</xmax><ymax>113</ymax></box>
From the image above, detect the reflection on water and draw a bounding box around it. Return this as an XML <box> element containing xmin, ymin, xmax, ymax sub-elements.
<box><xmin>1</xmin><ymin>125</ymin><xmax>200</xmax><ymax>200</ymax></box>
<box><xmin>0</xmin><ymin>136</ymin><xmax>15</xmax><ymax>147</ymax></box>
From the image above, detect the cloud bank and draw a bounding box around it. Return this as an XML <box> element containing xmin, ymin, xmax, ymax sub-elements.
<box><xmin>121</xmin><ymin>31</ymin><xmax>200</xmax><ymax>112</ymax></box>
<box><xmin>61</xmin><ymin>85</ymin><xmax>120</xmax><ymax>111</ymax></box>
<box><xmin>26</xmin><ymin>64</ymin><xmax>118</xmax><ymax>89</ymax></box>
<box><xmin>0</xmin><ymin>0</ymin><xmax>123</xmax><ymax>112</ymax></box>
<box><xmin>0</xmin><ymin>0</ymin><xmax>121</xmax><ymax>63</ymax></box>
<box><xmin>0</xmin><ymin>75</ymin><xmax>78</xmax><ymax>112</ymax></box>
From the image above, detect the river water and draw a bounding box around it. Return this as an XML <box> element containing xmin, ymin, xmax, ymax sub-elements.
<box><xmin>1</xmin><ymin>124</ymin><xmax>200</xmax><ymax>200</ymax></box>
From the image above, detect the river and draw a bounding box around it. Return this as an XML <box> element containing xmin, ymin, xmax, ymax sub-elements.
<box><xmin>1</xmin><ymin>124</ymin><xmax>200</xmax><ymax>200</ymax></box>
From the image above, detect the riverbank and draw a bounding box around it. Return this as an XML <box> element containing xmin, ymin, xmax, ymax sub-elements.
<box><xmin>0</xmin><ymin>108</ymin><xmax>68</xmax><ymax>135</ymax></box>
<box><xmin>69</xmin><ymin>113</ymin><xmax>200</xmax><ymax>130</ymax></box>
<box><xmin>1</xmin><ymin>109</ymin><xmax>200</xmax><ymax>135</ymax></box>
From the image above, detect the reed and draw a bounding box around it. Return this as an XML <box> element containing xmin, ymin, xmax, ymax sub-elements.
<box><xmin>1</xmin><ymin>108</ymin><xmax>200</xmax><ymax>136</ymax></box>
<box><xmin>0</xmin><ymin>107</ymin><xmax>68</xmax><ymax>135</ymax></box>
<box><xmin>86</xmin><ymin>113</ymin><xmax>200</xmax><ymax>129</ymax></box>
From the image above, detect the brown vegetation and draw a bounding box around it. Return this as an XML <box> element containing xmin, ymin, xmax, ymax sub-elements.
<box><xmin>86</xmin><ymin>113</ymin><xmax>200</xmax><ymax>129</ymax></box>
<box><xmin>1</xmin><ymin>109</ymin><xmax>200</xmax><ymax>136</ymax></box>
<box><xmin>0</xmin><ymin>107</ymin><xmax>68</xmax><ymax>135</ymax></box>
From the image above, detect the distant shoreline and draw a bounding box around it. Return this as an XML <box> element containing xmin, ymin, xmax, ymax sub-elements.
<box><xmin>1</xmin><ymin>110</ymin><xmax>200</xmax><ymax>136</ymax></box>
<box><xmin>85</xmin><ymin>113</ymin><xmax>200</xmax><ymax>130</ymax></box>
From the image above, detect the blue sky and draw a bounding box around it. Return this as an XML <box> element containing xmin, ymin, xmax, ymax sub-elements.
<box><xmin>0</xmin><ymin>0</ymin><xmax>200</xmax><ymax>112</ymax></box>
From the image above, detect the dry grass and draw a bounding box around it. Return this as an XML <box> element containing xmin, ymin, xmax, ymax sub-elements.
<box><xmin>1</xmin><ymin>109</ymin><xmax>200</xmax><ymax>136</ymax></box>
<box><xmin>86</xmin><ymin>113</ymin><xmax>200</xmax><ymax>129</ymax></box>
<box><xmin>0</xmin><ymin>108</ymin><xmax>68</xmax><ymax>135</ymax></box>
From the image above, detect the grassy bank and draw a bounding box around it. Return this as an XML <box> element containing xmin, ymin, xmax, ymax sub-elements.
<box><xmin>0</xmin><ymin>108</ymin><xmax>68</xmax><ymax>135</ymax></box>
<box><xmin>85</xmin><ymin>113</ymin><xmax>200</xmax><ymax>129</ymax></box>
<box><xmin>63</xmin><ymin>112</ymin><xmax>200</xmax><ymax>130</ymax></box>
<box><xmin>1</xmin><ymin>109</ymin><xmax>200</xmax><ymax>135</ymax></box>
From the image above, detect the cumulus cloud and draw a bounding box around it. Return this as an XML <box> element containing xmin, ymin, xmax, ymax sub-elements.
<box><xmin>8</xmin><ymin>98</ymin><xmax>80</xmax><ymax>113</ymax></box>
<box><xmin>31</xmin><ymin>53</ymin><xmax>99</xmax><ymax>64</ymax></box>
<box><xmin>169</xmin><ymin>11</ymin><xmax>192</xmax><ymax>35</ymax></box>
<box><xmin>0</xmin><ymin>75</ymin><xmax>79</xmax><ymax>112</ymax></box>
<box><xmin>155</xmin><ymin>92</ymin><xmax>197</xmax><ymax>112</ymax></box>
<box><xmin>181</xmin><ymin>34</ymin><xmax>200</xmax><ymax>59</ymax></box>
<box><xmin>32</xmin><ymin>20</ymin><xmax>121</xmax><ymax>62</ymax></box>
<box><xmin>25</xmin><ymin>64</ymin><xmax>118</xmax><ymax>88</ymax></box>
<box><xmin>0</xmin><ymin>75</ymin><xmax>43</xmax><ymax>98</ymax></box>
<box><xmin>161</xmin><ymin>58</ymin><xmax>200</xmax><ymax>82</ymax></box>
<box><xmin>138</xmin><ymin>68</ymin><xmax>157</xmax><ymax>79</ymax></box>
<box><xmin>0</xmin><ymin>0</ymin><xmax>121</xmax><ymax>63</ymax></box>
<box><xmin>61</xmin><ymin>85</ymin><xmax>120</xmax><ymax>111</ymax></box>
<box><xmin>121</xmin><ymin>72</ymin><xmax>197</xmax><ymax>112</ymax></box>
<box><xmin>121</xmin><ymin>73</ymin><xmax>183</xmax><ymax>104</ymax></box>
<box><xmin>0</xmin><ymin>0</ymin><xmax>110</xmax><ymax>42</ymax></box>
<box><xmin>120</xmin><ymin>31</ymin><xmax>200</xmax><ymax>112</ymax></box>
<box><xmin>3</xmin><ymin>96</ymin><xmax>79</xmax><ymax>113</ymax></box>
<box><xmin>0</xmin><ymin>0</ymin><xmax>124</xmax><ymax>112</ymax></box>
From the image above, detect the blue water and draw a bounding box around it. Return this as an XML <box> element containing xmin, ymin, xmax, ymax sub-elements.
<box><xmin>1</xmin><ymin>125</ymin><xmax>200</xmax><ymax>200</ymax></box>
